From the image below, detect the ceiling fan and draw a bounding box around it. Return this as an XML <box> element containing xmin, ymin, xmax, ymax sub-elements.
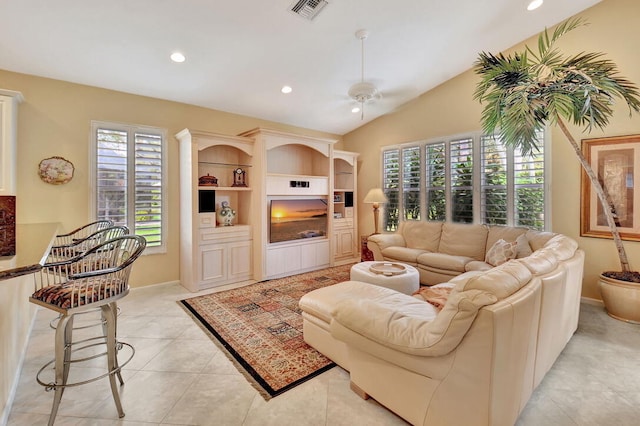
<box><xmin>348</xmin><ymin>29</ymin><xmax>381</xmax><ymax>120</ymax></box>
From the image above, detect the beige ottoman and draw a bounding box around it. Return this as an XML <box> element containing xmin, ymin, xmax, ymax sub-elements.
<box><xmin>350</xmin><ymin>261</ymin><xmax>419</xmax><ymax>295</ymax></box>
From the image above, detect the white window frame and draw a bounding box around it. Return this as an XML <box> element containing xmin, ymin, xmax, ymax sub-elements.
<box><xmin>380</xmin><ymin>129</ymin><xmax>551</xmax><ymax>231</ymax></box>
<box><xmin>89</xmin><ymin>120</ymin><xmax>168</xmax><ymax>254</ymax></box>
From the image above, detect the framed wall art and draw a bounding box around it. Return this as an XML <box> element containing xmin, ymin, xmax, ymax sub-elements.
<box><xmin>38</xmin><ymin>156</ymin><xmax>74</xmax><ymax>185</ymax></box>
<box><xmin>581</xmin><ymin>134</ymin><xmax>640</xmax><ymax>241</ymax></box>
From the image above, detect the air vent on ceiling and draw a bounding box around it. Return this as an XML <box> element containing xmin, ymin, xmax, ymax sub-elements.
<box><xmin>289</xmin><ymin>0</ymin><xmax>328</xmax><ymax>21</ymax></box>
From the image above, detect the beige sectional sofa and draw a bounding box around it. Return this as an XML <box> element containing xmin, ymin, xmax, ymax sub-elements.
<box><xmin>299</xmin><ymin>222</ymin><xmax>584</xmax><ymax>426</ymax></box>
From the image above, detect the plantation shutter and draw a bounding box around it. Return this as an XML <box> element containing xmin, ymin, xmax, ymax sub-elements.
<box><xmin>425</xmin><ymin>142</ymin><xmax>446</xmax><ymax>221</ymax></box>
<box><xmin>96</xmin><ymin>129</ymin><xmax>128</xmax><ymax>225</ymax></box>
<box><xmin>402</xmin><ymin>146</ymin><xmax>421</xmax><ymax>221</ymax></box>
<box><xmin>95</xmin><ymin>124</ymin><xmax>164</xmax><ymax>248</ymax></box>
<box><xmin>134</xmin><ymin>132</ymin><xmax>163</xmax><ymax>246</ymax></box>
<box><xmin>481</xmin><ymin>135</ymin><xmax>508</xmax><ymax>225</ymax></box>
<box><xmin>382</xmin><ymin>149</ymin><xmax>400</xmax><ymax>231</ymax></box>
<box><xmin>450</xmin><ymin>138</ymin><xmax>474</xmax><ymax>223</ymax></box>
<box><xmin>514</xmin><ymin>132</ymin><xmax>545</xmax><ymax>229</ymax></box>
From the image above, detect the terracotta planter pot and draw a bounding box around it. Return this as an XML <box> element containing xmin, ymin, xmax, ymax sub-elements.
<box><xmin>599</xmin><ymin>273</ymin><xmax>640</xmax><ymax>323</ymax></box>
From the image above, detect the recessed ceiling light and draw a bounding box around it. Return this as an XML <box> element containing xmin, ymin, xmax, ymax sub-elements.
<box><xmin>351</xmin><ymin>106</ymin><xmax>361</xmax><ymax>114</ymax></box>
<box><xmin>527</xmin><ymin>0</ymin><xmax>543</xmax><ymax>11</ymax></box>
<box><xmin>281</xmin><ymin>85</ymin><xmax>293</xmax><ymax>94</ymax></box>
<box><xmin>170</xmin><ymin>52</ymin><xmax>186</xmax><ymax>63</ymax></box>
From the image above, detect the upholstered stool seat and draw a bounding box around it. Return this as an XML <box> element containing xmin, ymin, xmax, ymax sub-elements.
<box><xmin>30</xmin><ymin>235</ymin><xmax>145</xmax><ymax>426</ymax></box>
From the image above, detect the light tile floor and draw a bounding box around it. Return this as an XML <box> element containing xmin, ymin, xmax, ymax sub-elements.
<box><xmin>7</xmin><ymin>282</ymin><xmax>640</xmax><ymax>425</ymax></box>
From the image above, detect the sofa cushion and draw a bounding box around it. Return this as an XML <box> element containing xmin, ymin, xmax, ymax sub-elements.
<box><xmin>416</xmin><ymin>252</ymin><xmax>473</xmax><ymax>272</ymax></box>
<box><xmin>486</xmin><ymin>225</ymin><xmax>528</xmax><ymax>255</ymax></box>
<box><xmin>542</xmin><ymin>234</ymin><xmax>579</xmax><ymax>261</ymax></box>
<box><xmin>402</xmin><ymin>221</ymin><xmax>443</xmax><ymax>252</ymax></box>
<box><xmin>525</xmin><ymin>230</ymin><xmax>557</xmax><ymax>251</ymax></box>
<box><xmin>299</xmin><ymin>280</ymin><xmax>419</xmax><ymax>324</ymax></box>
<box><xmin>485</xmin><ymin>238</ymin><xmax>518</xmax><ymax>266</ymax></box>
<box><xmin>381</xmin><ymin>246</ymin><xmax>428</xmax><ymax>263</ymax></box>
<box><xmin>332</xmin><ymin>289</ymin><xmax>497</xmax><ymax>357</ymax></box>
<box><xmin>465</xmin><ymin>261</ymin><xmax>493</xmax><ymax>272</ymax></box>
<box><xmin>455</xmin><ymin>260</ymin><xmax>532</xmax><ymax>300</ymax></box>
<box><xmin>516</xmin><ymin>233</ymin><xmax>533</xmax><ymax>258</ymax></box>
<box><xmin>516</xmin><ymin>249</ymin><xmax>559</xmax><ymax>275</ymax></box>
<box><xmin>438</xmin><ymin>223</ymin><xmax>488</xmax><ymax>260</ymax></box>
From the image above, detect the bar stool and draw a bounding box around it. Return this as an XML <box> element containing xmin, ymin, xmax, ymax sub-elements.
<box><xmin>30</xmin><ymin>235</ymin><xmax>146</xmax><ymax>425</ymax></box>
<box><xmin>52</xmin><ymin>220</ymin><xmax>114</xmax><ymax>247</ymax></box>
<box><xmin>45</xmin><ymin>225</ymin><xmax>130</xmax><ymax>330</ymax></box>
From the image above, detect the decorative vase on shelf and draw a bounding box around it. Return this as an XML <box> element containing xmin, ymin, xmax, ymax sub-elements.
<box><xmin>217</xmin><ymin>201</ymin><xmax>236</xmax><ymax>226</ymax></box>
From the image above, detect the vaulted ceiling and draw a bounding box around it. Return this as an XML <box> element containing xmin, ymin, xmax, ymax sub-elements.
<box><xmin>0</xmin><ymin>0</ymin><xmax>601</xmax><ymax>135</ymax></box>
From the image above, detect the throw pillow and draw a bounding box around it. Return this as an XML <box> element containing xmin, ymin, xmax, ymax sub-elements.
<box><xmin>515</xmin><ymin>233</ymin><xmax>533</xmax><ymax>258</ymax></box>
<box><xmin>485</xmin><ymin>238</ymin><xmax>517</xmax><ymax>266</ymax></box>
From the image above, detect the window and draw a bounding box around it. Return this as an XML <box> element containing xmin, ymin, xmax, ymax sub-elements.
<box><xmin>91</xmin><ymin>121</ymin><xmax>166</xmax><ymax>252</ymax></box>
<box><xmin>425</xmin><ymin>143</ymin><xmax>446</xmax><ymax>221</ymax></box>
<box><xmin>402</xmin><ymin>146</ymin><xmax>421</xmax><ymax>221</ymax></box>
<box><xmin>382</xmin><ymin>149</ymin><xmax>400</xmax><ymax>232</ymax></box>
<box><xmin>450</xmin><ymin>138</ymin><xmax>474</xmax><ymax>223</ymax></box>
<box><xmin>381</xmin><ymin>131</ymin><xmax>548</xmax><ymax>231</ymax></box>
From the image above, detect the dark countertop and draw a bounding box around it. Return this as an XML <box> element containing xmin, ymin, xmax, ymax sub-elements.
<box><xmin>0</xmin><ymin>223</ymin><xmax>59</xmax><ymax>281</ymax></box>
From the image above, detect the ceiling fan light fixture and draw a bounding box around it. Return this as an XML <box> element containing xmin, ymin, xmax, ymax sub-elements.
<box><xmin>348</xmin><ymin>29</ymin><xmax>380</xmax><ymax>120</ymax></box>
<box><xmin>348</xmin><ymin>81</ymin><xmax>379</xmax><ymax>103</ymax></box>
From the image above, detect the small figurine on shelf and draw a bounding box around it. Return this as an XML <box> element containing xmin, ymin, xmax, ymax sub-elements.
<box><xmin>216</xmin><ymin>201</ymin><xmax>236</xmax><ymax>226</ymax></box>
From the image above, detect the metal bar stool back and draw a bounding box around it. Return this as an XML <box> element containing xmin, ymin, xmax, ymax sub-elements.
<box><xmin>30</xmin><ymin>235</ymin><xmax>146</xmax><ymax>425</ymax></box>
<box><xmin>47</xmin><ymin>225</ymin><xmax>129</xmax><ymax>264</ymax></box>
<box><xmin>52</xmin><ymin>220</ymin><xmax>114</xmax><ymax>247</ymax></box>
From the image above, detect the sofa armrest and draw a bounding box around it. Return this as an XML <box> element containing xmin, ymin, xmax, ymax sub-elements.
<box><xmin>367</xmin><ymin>233</ymin><xmax>406</xmax><ymax>260</ymax></box>
<box><xmin>331</xmin><ymin>289</ymin><xmax>497</xmax><ymax>357</ymax></box>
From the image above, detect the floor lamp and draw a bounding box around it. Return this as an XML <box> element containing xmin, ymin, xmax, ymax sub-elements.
<box><xmin>363</xmin><ymin>188</ymin><xmax>388</xmax><ymax>235</ymax></box>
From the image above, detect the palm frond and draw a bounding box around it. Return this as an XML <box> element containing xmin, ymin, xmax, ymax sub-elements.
<box><xmin>474</xmin><ymin>16</ymin><xmax>640</xmax><ymax>146</ymax></box>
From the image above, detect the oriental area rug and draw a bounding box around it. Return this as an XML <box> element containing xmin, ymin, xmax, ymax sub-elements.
<box><xmin>179</xmin><ymin>264</ymin><xmax>353</xmax><ymax>399</ymax></box>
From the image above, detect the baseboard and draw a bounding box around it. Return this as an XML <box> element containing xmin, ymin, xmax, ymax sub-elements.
<box><xmin>129</xmin><ymin>279</ymin><xmax>181</xmax><ymax>291</ymax></box>
<box><xmin>581</xmin><ymin>296</ymin><xmax>604</xmax><ymax>307</ymax></box>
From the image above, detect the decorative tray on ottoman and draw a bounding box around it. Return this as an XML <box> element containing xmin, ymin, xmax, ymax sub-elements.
<box><xmin>369</xmin><ymin>262</ymin><xmax>407</xmax><ymax>276</ymax></box>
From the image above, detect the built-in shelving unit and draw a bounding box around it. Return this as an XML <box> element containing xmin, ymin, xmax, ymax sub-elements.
<box><xmin>333</xmin><ymin>150</ymin><xmax>359</xmax><ymax>265</ymax></box>
<box><xmin>239</xmin><ymin>128</ymin><xmax>337</xmax><ymax>281</ymax></box>
<box><xmin>177</xmin><ymin>127</ymin><xmax>357</xmax><ymax>291</ymax></box>
<box><xmin>176</xmin><ymin>129</ymin><xmax>255</xmax><ymax>292</ymax></box>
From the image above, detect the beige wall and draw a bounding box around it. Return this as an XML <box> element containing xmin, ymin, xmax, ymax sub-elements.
<box><xmin>0</xmin><ymin>70</ymin><xmax>341</xmax><ymax>287</ymax></box>
<box><xmin>344</xmin><ymin>0</ymin><xmax>640</xmax><ymax>300</ymax></box>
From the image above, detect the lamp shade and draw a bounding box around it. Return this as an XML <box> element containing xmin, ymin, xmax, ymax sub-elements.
<box><xmin>363</xmin><ymin>188</ymin><xmax>388</xmax><ymax>204</ymax></box>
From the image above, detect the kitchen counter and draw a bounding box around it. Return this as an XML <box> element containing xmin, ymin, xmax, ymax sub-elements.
<box><xmin>0</xmin><ymin>222</ymin><xmax>59</xmax><ymax>281</ymax></box>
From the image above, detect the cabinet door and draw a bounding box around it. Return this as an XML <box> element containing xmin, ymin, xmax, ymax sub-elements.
<box><xmin>228</xmin><ymin>240</ymin><xmax>252</xmax><ymax>280</ymax></box>
<box><xmin>336</xmin><ymin>229</ymin><xmax>355</xmax><ymax>258</ymax></box>
<box><xmin>200</xmin><ymin>244</ymin><xmax>226</xmax><ymax>284</ymax></box>
<box><xmin>266</xmin><ymin>245</ymin><xmax>301</xmax><ymax>277</ymax></box>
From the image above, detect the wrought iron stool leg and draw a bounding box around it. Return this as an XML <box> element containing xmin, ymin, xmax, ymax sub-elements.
<box><xmin>48</xmin><ymin>314</ymin><xmax>73</xmax><ymax>426</ymax></box>
<box><xmin>103</xmin><ymin>302</ymin><xmax>124</xmax><ymax>385</ymax></box>
<box><xmin>102</xmin><ymin>304</ymin><xmax>125</xmax><ymax>418</ymax></box>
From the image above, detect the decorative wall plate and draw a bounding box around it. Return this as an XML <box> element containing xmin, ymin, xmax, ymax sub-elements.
<box><xmin>38</xmin><ymin>156</ymin><xmax>74</xmax><ymax>185</ymax></box>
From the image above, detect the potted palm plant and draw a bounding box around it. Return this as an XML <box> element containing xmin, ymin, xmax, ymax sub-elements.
<box><xmin>473</xmin><ymin>18</ymin><xmax>640</xmax><ymax>322</ymax></box>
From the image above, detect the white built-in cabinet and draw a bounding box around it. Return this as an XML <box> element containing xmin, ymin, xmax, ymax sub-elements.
<box><xmin>239</xmin><ymin>128</ymin><xmax>337</xmax><ymax>281</ymax></box>
<box><xmin>176</xmin><ymin>129</ymin><xmax>254</xmax><ymax>292</ymax></box>
<box><xmin>0</xmin><ymin>90</ymin><xmax>23</xmax><ymax>196</ymax></box>
<box><xmin>177</xmin><ymin>127</ymin><xmax>359</xmax><ymax>291</ymax></box>
<box><xmin>332</xmin><ymin>150</ymin><xmax>359</xmax><ymax>264</ymax></box>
